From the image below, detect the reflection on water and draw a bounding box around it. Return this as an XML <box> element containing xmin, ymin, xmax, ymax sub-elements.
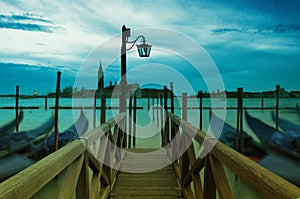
<box><xmin>1</xmin><ymin>97</ymin><xmax>299</xmax><ymax>198</ymax></box>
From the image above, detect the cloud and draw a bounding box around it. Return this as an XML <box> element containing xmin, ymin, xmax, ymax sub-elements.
<box><xmin>0</xmin><ymin>0</ymin><xmax>300</xmax><ymax>93</ymax></box>
<box><xmin>0</xmin><ymin>12</ymin><xmax>60</xmax><ymax>32</ymax></box>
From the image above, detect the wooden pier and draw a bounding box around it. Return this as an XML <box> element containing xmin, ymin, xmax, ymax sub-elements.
<box><xmin>1</xmin><ymin>94</ymin><xmax>300</xmax><ymax>199</ymax></box>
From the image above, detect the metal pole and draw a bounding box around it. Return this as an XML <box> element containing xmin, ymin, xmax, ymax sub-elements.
<box><xmin>120</xmin><ymin>25</ymin><xmax>129</xmax><ymax>148</ymax></box>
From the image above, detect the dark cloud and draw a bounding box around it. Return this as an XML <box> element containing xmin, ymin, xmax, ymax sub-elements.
<box><xmin>0</xmin><ymin>13</ymin><xmax>60</xmax><ymax>33</ymax></box>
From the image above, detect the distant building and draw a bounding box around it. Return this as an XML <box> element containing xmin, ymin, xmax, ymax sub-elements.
<box><xmin>33</xmin><ymin>91</ymin><xmax>37</xmax><ymax>97</ymax></box>
<box><xmin>98</xmin><ymin>62</ymin><xmax>104</xmax><ymax>90</ymax></box>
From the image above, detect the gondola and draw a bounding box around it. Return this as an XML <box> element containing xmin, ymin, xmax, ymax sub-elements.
<box><xmin>0</xmin><ymin>112</ymin><xmax>89</xmax><ymax>182</ymax></box>
<box><xmin>0</xmin><ymin>110</ymin><xmax>24</xmax><ymax>135</ymax></box>
<box><xmin>0</xmin><ymin>115</ymin><xmax>55</xmax><ymax>158</ymax></box>
<box><xmin>258</xmin><ymin>153</ymin><xmax>300</xmax><ymax>187</ymax></box>
<box><xmin>0</xmin><ymin>154</ymin><xmax>35</xmax><ymax>182</ymax></box>
<box><xmin>210</xmin><ymin>112</ymin><xmax>266</xmax><ymax>160</ymax></box>
<box><xmin>271</xmin><ymin>111</ymin><xmax>300</xmax><ymax>135</ymax></box>
<box><xmin>43</xmin><ymin>111</ymin><xmax>89</xmax><ymax>153</ymax></box>
<box><xmin>245</xmin><ymin>111</ymin><xmax>300</xmax><ymax>161</ymax></box>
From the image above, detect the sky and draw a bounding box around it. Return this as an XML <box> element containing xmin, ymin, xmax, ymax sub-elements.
<box><xmin>0</xmin><ymin>0</ymin><xmax>300</xmax><ymax>95</ymax></box>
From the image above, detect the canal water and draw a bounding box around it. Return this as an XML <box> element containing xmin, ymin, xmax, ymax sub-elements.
<box><xmin>0</xmin><ymin>97</ymin><xmax>299</xmax><ymax>198</ymax></box>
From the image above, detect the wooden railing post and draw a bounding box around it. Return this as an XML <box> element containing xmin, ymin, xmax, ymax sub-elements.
<box><xmin>181</xmin><ymin>93</ymin><xmax>188</xmax><ymax>175</ymax></box>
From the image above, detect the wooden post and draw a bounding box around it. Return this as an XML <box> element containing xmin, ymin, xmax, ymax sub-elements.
<box><xmin>156</xmin><ymin>97</ymin><xmax>159</xmax><ymax>126</ymax></box>
<box><xmin>164</xmin><ymin>85</ymin><xmax>169</xmax><ymax>144</ymax></box>
<box><xmin>101</xmin><ymin>95</ymin><xmax>106</xmax><ymax>124</ymax></box>
<box><xmin>160</xmin><ymin>95</ymin><xmax>163</xmax><ymax>146</ymax></box>
<box><xmin>276</xmin><ymin>85</ymin><xmax>280</xmax><ymax>131</ymax></box>
<box><xmin>239</xmin><ymin>88</ymin><xmax>244</xmax><ymax>154</ymax></box>
<box><xmin>93</xmin><ymin>91</ymin><xmax>97</xmax><ymax>128</ymax></box>
<box><xmin>170</xmin><ymin>82</ymin><xmax>174</xmax><ymax>114</ymax></box>
<box><xmin>152</xmin><ymin>97</ymin><xmax>155</xmax><ymax>121</ymax></box>
<box><xmin>235</xmin><ymin>88</ymin><xmax>240</xmax><ymax>152</ymax></box>
<box><xmin>261</xmin><ymin>97</ymin><xmax>264</xmax><ymax>110</ymax></box>
<box><xmin>128</xmin><ymin>96</ymin><xmax>132</xmax><ymax>148</ymax></box>
<box><xmin>182</xmin><ymin>93</ymin><xmax>187</xmax><ymax>121</ymax></box>
<box><xmin>133</xmin><ymin>95</ymin><xmax>137</xmax><ymax>148</ymax></box>
<box><xmin>198</xmin><ymin>90</ymin><xmax>203</xmax><ymax>131</ymax></box>
<box><xmin>44</xmin><ymin>96</ymin><xmax>48</xmax><ymax>110</ymax></box>
<box><xmin>147</xmin><ymin>97</ymin><xmax>150</xmax><ymax>110</ymax></box>
<box><xmin>54</xmin><ymin>71</ymin><xmax>61</xmax><ymax>151</ymax></box>
<box><xmin>15</xmin><ymin>86</ymin><xmax>19</xmax><ymax>132</ymax></box>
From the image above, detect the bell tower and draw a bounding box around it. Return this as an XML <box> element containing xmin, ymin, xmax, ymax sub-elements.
<box><xmin>98</xmin><ymin>61</ymin><xmax>104</xmax><ymax>90</ymax></box>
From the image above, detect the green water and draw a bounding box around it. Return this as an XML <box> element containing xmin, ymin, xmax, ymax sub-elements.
<box><xmin>1</xmin><ymin>97</ymin><xmax>300</xmax><ymax>198</ymax></box>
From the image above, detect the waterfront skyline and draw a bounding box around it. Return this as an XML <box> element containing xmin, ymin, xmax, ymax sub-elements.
<box><xmin>1</xmin><ymin>0</ymin><xmax>300</xmax><ymax>95</ymax></box>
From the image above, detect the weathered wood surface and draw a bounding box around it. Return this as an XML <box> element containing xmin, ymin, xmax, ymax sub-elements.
<box><xmin>111</xmin><ymin>148</ymin><xmax>182</xmax><ymax>199</ymax></box>
<box><xmin>168</xmin><ymin>112</ymin><xmax>300</xmax><ymax>199</ymax></box>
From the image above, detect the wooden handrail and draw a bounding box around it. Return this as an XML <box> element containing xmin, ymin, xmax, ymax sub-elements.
<box><xmin>0</xmin><ymin>113</ymin><xmax>127</xmax><ymax>199</ymax></box>
<box><xmin>168</xmin><ymin>112</ymin><xmax>300</xmax><ymax>199</ymax></box>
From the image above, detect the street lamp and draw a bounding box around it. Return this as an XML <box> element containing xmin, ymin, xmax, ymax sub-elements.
<box><xmin>120</xmin><ymin>25</ymin><xmax>151</xmax><ymax>113</ymax></box>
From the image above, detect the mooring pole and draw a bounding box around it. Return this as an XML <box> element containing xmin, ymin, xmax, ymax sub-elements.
<box><xmin>128</xmin><ymin>96</ymin><xmax>132</xmax><ymax>148</ymax></box>
<box><xmin>170</xmin><ymin>82</ymin><xmax>174</xmax><ymax>114</ymax></box>
<box><xmin>235</xmin><ymin>88</ymin><xmax>240</xmax><ymax>152</ymax></box>
<box><xmin>198</xmin><ymin>90</ymin><xmax>203</xmax><ymax>131</ymax></box>
<box><xmin>93</xmin><ymin>91</ymin><xmax>97</xmax><ymax>128</ymax></box>
<box><xmin>133</xmin><ymin>95</ymin><xmax>137</xmax><ymax>148</ymax></box>
<box><xmin>276</xmin><ymin>85</ymin><xmax>280</xmax><ymax>131</ymax></box>
<box><xmin>45</xmin><ymin>96</ymin><xmax>48</xmax><ymax>110</ymax></box>
<box><xmin>239</xmin><ymin>87</ymin><xmax>244</xmax><ymax>154</ymax></box>
<box><xmin>54</xmin><ymin>71</ymin><xmax>61</xmax><ymax>151</ymax></box>
<box><xmin>15</xmin><ymin>85</ymin><xmax>19</xmax><ymax>132</ymax></box>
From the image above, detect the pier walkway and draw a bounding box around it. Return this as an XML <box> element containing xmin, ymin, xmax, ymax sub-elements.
<box><xmin>111</xmin><ymin>148</ymin><xmax>181</xmax><ymax>199</ymax></box>
<box><xmin>0</xmin><ymin>94</ymin><xmax>300</xmax><ymax>199</ymax></box>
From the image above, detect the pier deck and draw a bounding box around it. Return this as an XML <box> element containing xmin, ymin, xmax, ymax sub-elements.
<box><xmin>111</xmin><ymin>148</ymin><xmax>181</xmax><ymax>199</ymax></box>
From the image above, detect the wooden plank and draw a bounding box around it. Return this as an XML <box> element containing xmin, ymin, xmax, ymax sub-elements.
<box><xmin>113</xmin><ymin>185</ymin><xmax>180</xmax><ymax>191</ymax></box>
<box><xmin>209</xmin><ymin>155</ymin><xmax>233</xmax><ymax>199</ymax></box>
<box><xmin>110</xmin><ymin>196</ymin><xmax>180</xmax><ymax>199</ymax></box>
<box><xmin>58</xmin><ymin>154</ymin><xmax>84</xmax><ymax>199</ymax></box>
<box><xmin>0</xmin><ymin>140</ymin><xmax>85</xmax><ymax>199</ymax></box>
<box><xmin>111</xmin><ymin>190</ymin><xmax>181</xmax><ymax>196</ymax></box>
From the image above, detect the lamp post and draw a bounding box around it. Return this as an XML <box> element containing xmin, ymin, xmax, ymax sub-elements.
<box><xmin>120</xmin><ymin>25</ymin><xmax>151</xmax><ymax>113</ymax></box>
<box><xmin>120</xmin><ymin>25</ymin><xmax>151</xmax><ymax>147</ymax></box>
